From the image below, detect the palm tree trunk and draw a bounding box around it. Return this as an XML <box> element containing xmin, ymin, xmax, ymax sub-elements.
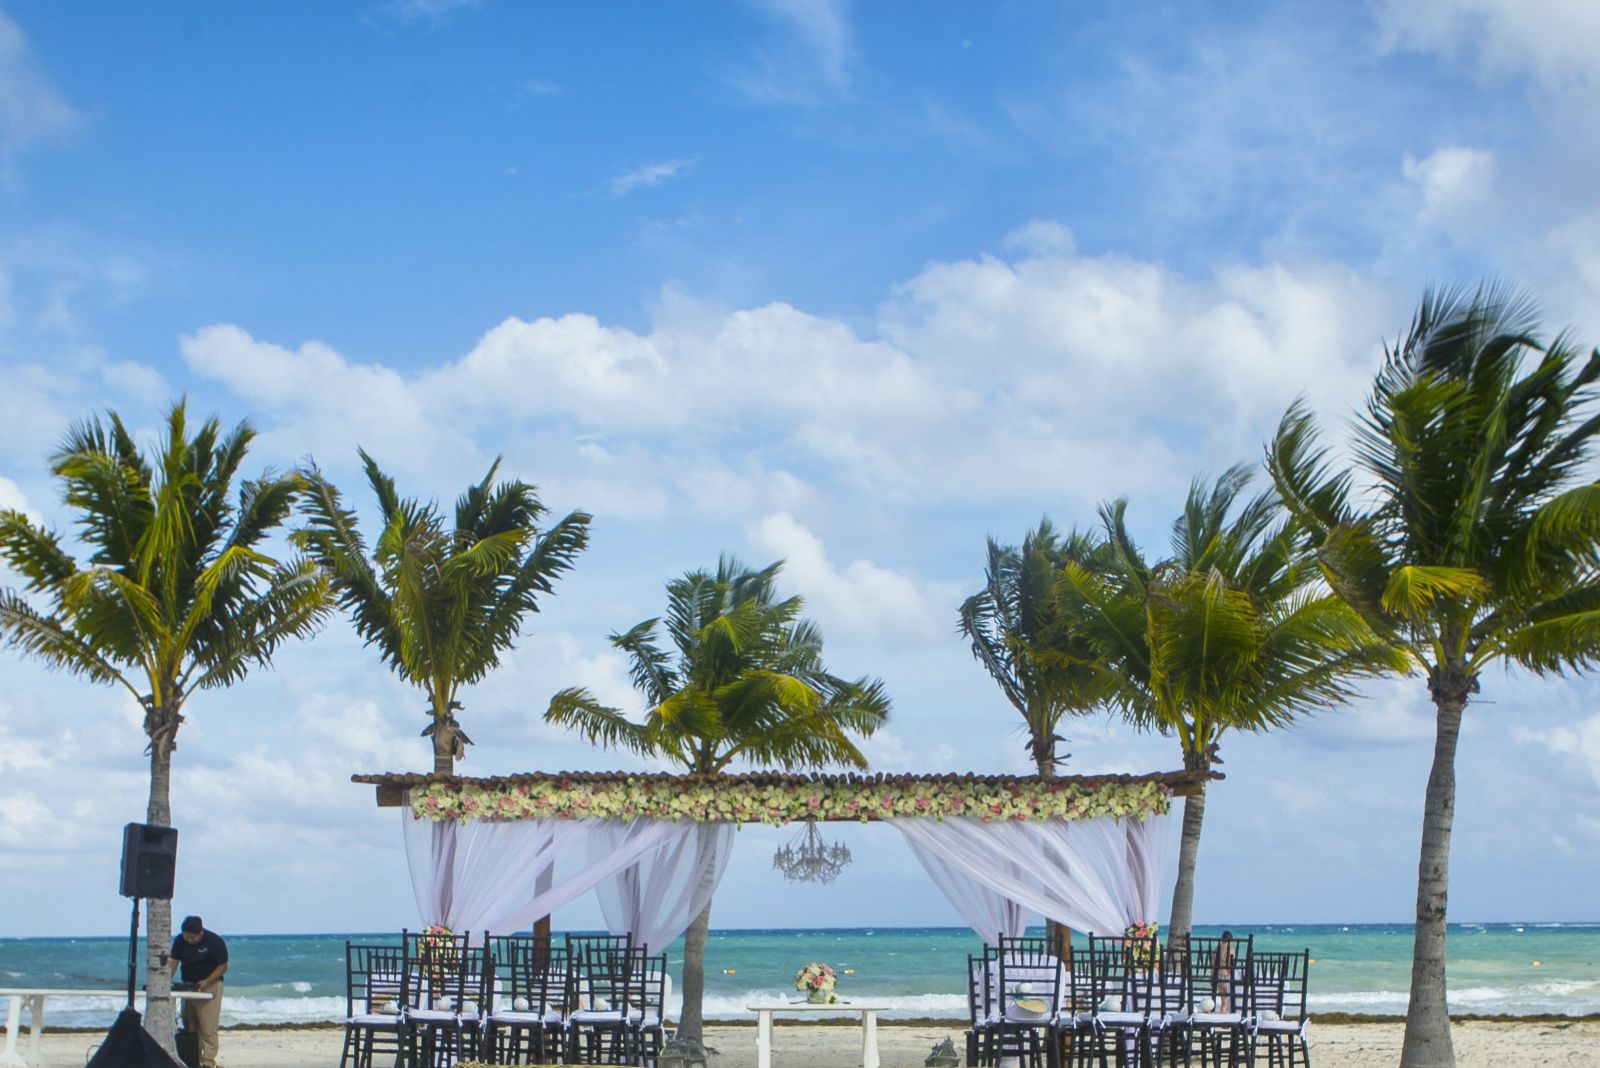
<box><xmin>678</xmin><ymin>901</ymin><xmax>712</xmax><ymax>1045</ymax></box>
<box><xmin>1035</xmin><ymin>743</ymin><xmax>1072</xmax><ymax>956</ymax></box>
<box><xmin>1166</xmin><ymin>779</ymin><xmax>1207</xmax><ymax>946</ymax></box>
<box><xmin>1400</xmin><ymin>682</ymin><xmax>1467</xmax><ymax>1068</ymax></box>
<box><xmin>432</xmin><ymin>725</ymin><xmax>454</xmax><ymax>774</ymax></box>
<box><xmin>143</xmin><ymin>741</ymin><xmax>178</xmax><ymax>1055</ymax></box>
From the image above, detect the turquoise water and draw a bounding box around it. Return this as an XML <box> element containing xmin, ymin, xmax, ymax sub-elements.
<box><xmin>2</xmin><ymin>924</ymin><xmax>1595</xmax><ymax>1026</ymax></box>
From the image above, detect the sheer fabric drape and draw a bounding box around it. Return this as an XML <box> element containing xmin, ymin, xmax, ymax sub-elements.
<box><xmin>590</xmin><ymin>822</ymin><xmax>736</xmax><ymax>952</ymax></box>
<box><xmin>402</xmin><ymin>808</ymin><xmax>701</xmax><ymax>936</ymax></box>
<box><xmin>891</xmin><ymin>813</ymin><xmax>1168</xmax><ymax>937</ymax></box>
<box><xmin>904</xmin><ymin>845</ymin><xmax>1028</xmax><ymax>939</ymax></box>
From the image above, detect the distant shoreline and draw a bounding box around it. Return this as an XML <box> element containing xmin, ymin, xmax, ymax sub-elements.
<box><xmin>6</xmin><ymin>920</ymin><xmax>1599</xmax><ymax>940</ymax></box>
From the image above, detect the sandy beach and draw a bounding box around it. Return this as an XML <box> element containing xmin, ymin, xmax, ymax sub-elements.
<box><xmin>21</xmin><ymin>1020</ymin><xmax>1600</xmax><ymax>1068</ymax></box>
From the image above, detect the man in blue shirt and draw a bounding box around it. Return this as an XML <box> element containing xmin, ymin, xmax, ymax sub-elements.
<box><xmin>169</xmin><ymin>915</ymin><xmax>228</xmax><ymax>1067</ymax></box>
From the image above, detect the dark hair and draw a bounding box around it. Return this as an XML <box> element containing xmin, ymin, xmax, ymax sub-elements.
<box><xmin>1220</xmin><ymin>930</ymin><xmax>1233</xmax><ymax>940</ymax></box>
<box><xmin>181</xmin><ymin>916</ymin><xmax>203</xmax><ymax>934</ymax></box>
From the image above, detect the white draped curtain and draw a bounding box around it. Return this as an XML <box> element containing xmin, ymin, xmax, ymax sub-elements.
<box><xmin>904</xmin><ymin>844</ymin><xmax>1028</xmax><ymax>939</ymax></box>
<box><xmin>590</xmin><ymin>822</ymin><xmax>736</xmax><ymax>953</ymax></box>
<box><xmin>401</xmin><ymin>798</ymin><xmax>1167</xmax><ymax>945</ymax></box>
<box><xmin>402</xmin><ymin>806</ymin><xmax>735</xmax><ymax>941</ymax></box>
<box><xmin>891</xmin><ymin>813</ymin><xmax>1168</xmax><ymax>939</ymax></box>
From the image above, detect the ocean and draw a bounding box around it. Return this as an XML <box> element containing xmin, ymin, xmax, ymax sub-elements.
<box><xmin>2</xmin><ymin>924</ymin><xmax>1596</xmax><ymax>1028</ymax></box>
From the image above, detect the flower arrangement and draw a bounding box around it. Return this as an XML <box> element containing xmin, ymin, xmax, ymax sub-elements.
<box><xmin>419</xmin><ymin>924</ymin><xmax>459</xmax><ymax>981</ymax></box>
<box><xmin>794</xmin><ymin>962</ymin><xmax>838</xmax><ymax>1003</ymax></box>
<box><xmin>1124</xmin><ymin>921</ymin><xmax>1159</xmax><ymax>965</ymax></box>
<box><xmin>408</xmin><ymin>777</ymin><xmax>1171</xmax><ymax>826</ymax></box>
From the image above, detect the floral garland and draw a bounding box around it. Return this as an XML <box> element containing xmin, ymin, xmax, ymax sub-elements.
<box><xmin>407</xmin><ymin>777</ymin><xmax>1170</xmax><ymax>825</ymax></box>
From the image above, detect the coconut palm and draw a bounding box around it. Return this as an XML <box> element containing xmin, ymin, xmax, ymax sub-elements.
<box><xmin>958</xmin><ymin>519</ymin><xmax>1115</xmax><ymax>777</ymax></box>
<box><xmin>545</xmin><ymin>556</ymin><xmax>890</xmax><ymax>1044</ymax></box>
<box><xmin>1058</xmin><ymin>468</ymin><xmax>1403</xmax><ymax>944</ymax></box>
<box><xmin>295</xmin><ymin>450</ymin><xmax>590</xmax><ymax>773</ymax></box>
<box><xmin>1266</xmin><ymin>286</ymin><xmax>1600</xmax><ymax>1067</ymax></box>
<box><xmin>0</xmin><ymin>401</ymin><xmax>331</xmax><ymax>1049</ymax></box>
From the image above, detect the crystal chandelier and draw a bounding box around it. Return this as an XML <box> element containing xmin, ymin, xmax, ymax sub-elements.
<box><xmin>772</xmin><ymin>819</ymin><xmax>852</xmax><ymax>884</ymax></box>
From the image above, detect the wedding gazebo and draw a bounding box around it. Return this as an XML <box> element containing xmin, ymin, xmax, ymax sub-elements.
<box><xmin>353</xmin><ymin>769</ymin><xmax>1208</xmax><ymax>949</ymax></box>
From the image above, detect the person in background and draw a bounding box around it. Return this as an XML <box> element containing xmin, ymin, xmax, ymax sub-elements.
<box><xmin>1211</xmin><ymin>930</ymin><xmax>1239</xmax><ymax>1012</ymax></box>
<box><xmin>169</xmin><ymin>915</ymin><xmax>228</xmax><ymax>1068</ymax></box>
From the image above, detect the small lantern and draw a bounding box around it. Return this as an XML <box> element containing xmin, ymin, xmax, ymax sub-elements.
<box><xmin>925</xmin><ymin>1037</ymin><xmax>961</xmax><ymax>1068</ymax></box>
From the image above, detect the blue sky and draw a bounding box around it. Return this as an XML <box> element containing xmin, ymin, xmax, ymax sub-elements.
<box><xmin>2</xmin><ymin>0</ymin><xmax>1599</xmax><ymax>938</ymax></box>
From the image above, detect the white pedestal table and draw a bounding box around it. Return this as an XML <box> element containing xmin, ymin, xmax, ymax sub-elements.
<box><xmin>0</xmin><ymin>988</ymin><xmax>212</xmax><ymax>1068</ymax></box>
<box><xmin>746</xmin><ymin>1001</ymin><xmax>889</xmax><ymax>1068</ymax></box>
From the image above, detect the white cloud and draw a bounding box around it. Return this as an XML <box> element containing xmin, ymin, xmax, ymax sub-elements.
<box><xmin>0</xmin><ymin>10</ymin><xmax>79</xmax><ymax>161</ymax></box>
<box><xmin>859</xmin><ymin>728</ymin><xmax>956</xmax><ymax>773</ymax></box>
<box><xmin>1265</xmin><ymin>779</ymin><xmax>1327</xmax><ymax>817</ymax></box>
<box><xmin>1003</xmin><ymin>219</ymin><xmax>1076</xmax><ymax>257</ymax></box>
<box><xmin>1403</xmin><ymin>145</ymin><xmax>1497</xmax><ymax>231</ymax></box>
<box><xmin>748</xmin><ymin>511</ymin><xmax>952</xmax><ymax>645</ymax></box>
<box><xmin>0</xmin><ymin>475</ymin><xmax>37</xmax><ymax>522</ymax></box>
<box><xmin>608</xmin><ymin>157</ymin><xmax>697</xmax><ymax>198</ymax></box>
<box><xmin>1375</xmin><ymin>0</ymin><xmax>1600</xmax><ymax>96</ymax></box>
<box><xmin>180</xmin><ymin>236</ymin><xmax>1392</xmax><ymax>527</ymax></box>
<box><xmin>1514</xmin><ymin>713</ymin><xmax>1600</xmax><ymax>786</ymax></box>
<box><xmin>733</xmin><ymin>0</ymin><xmax>854</xmax><ymax>102</ymax></box>
<box><xmin>371</xmin><ymin>0</ymin><xmax>481</xmax><ymax>25</ymax></box>
<box><xmin>179</xmin><ymin>323</ymin><xmax>482</xmax><ymax>483</ymax></box>
<box><xmin>0</xmin><ymin>791</ymin><xmax>52</xmax><ymax>847</ymax></box>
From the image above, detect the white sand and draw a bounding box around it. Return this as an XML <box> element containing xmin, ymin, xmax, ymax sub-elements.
<box><xmin>24</xmin><ymin>1020</ymin><xmax>1600</xmax><ymax>1067</ymax></box>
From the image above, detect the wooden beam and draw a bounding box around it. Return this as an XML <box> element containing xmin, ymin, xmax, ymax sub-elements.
<box><xmin>376</xmin><ymin>783</ymin><xmax>406</xmax><ymax>808</ymax></box>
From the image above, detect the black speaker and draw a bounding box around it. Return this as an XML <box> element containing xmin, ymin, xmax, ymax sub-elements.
<box><xmin>120</xmin><ymin>823</ymin><xmax>178</xmax><ymax>899</ymax></box>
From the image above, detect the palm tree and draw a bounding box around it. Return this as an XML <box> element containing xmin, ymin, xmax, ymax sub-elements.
<box><xmin>1058</xmin><ymin>468</ymin><xmax>1403</xmax><ymax>944</ymax></box>
<box><xmin>295</xmin><ymin>450</ymin><xmax>590</xmax><ymax>773</ymax></box>
<box><xmin>545</xmin><ymin>556</ymin><xmax>890</xmax><ymax>1044</ymax></box>
<box><xmin>958</xmin><ymin>519</ymin><xmax>1114</xmax><ymax>777</ymax></box>
<box><xmin>1266</xmin><ymin>286</ymin><xmax>1600</xmax><ymax>1067</ymax></box>
<box><xmin>0</xmin><ymin>401</ymin><xmax>330</xmax><ymax>1049</ymax></box>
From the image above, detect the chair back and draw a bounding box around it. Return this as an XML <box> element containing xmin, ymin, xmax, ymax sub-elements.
<box><xmin>346</xmin><ymin>942</ymin><xmax>408</xmax><ymax>1018</ymax></box>
<box><xmin>634</xmin><ymin>951</ymin><xmax>669</xmax><ymax>1022</ymax></box>
<box><xmin>995</xmin><ymin>935</ymin><xmax>1063</xmax><ymax>1020</ymax></box>
<box><xmin>405</xmin><ymin>928</ymin><xmax>479</xmax><ymax>1014</ymax></box>
<box><xmin>580</xmin><ymin>939</ymin><xmax>641</xmax><ymax>1015</ymax></box>
<box><xmin>1249</xmin><ymin>950</ymin><xmax>1309</xmax><ymax>1023</ymax></box>
<box><xmin>965</xmin><ymin>954</ymin><xmax>987</xmax><ymax>1025</ymax></box>
<box><xmin>1084</xmin><ymin>934</ymin><xmax>1157</xmax><ymax>1018</ymax></box>
<box><xmin>487</xmin><ymin>934</ymin><xmax>563</xmax><ymax>1016</ymax></box>
<box><xmin>1064</xmin><ymin>946</ymin><xmax>1096</xmax><ymax>1017</ymax></box>
<box><xmin>1182</xmin><ymin>934</ymin><xmax>1253</xmax><ymax>1014</ymax></box>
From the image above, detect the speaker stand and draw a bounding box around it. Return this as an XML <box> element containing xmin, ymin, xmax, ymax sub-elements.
<box><xmin>126</xmin><ymin>896</ymin><xmax>140</xmax><ymax>1011</ymax></box>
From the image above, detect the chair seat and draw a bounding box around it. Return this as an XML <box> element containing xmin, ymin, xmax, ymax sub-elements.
<box><xmin>348</xmin><ymin>1013</ymin><xmax>404</xmax><ymax>1027</ymax></box>
<box><xmin>1190</xmin><ymin>1012</ymin><xmax>1245</xmax><ymax>1027</ymax></box>
<box><xmin>409</xmin><ymin>1008</ymin><xmax>466</xmax><ymax>1024</ymax></box>
<box><xmin>570</xmin><ymin>1008</ymin><xmax>638</xmax><ymax>1024</ymax></box>
<box><xmin>1255</xmin><ymin>1018</ymin><xmax>1308</xmax><ymax>1035</ymax></box>
<box><xmin>492</xmin><ymin>1009</ymin><xmax>565</xmax><ymax>1027</ymax></box>
<box><xmin>1095</xmin><ymin>1011</ymin><xmax>1146</xmax><ymax>1028</ymax></box>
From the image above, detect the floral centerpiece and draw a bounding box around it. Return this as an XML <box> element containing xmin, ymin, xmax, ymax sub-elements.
<box><xmin>420</xmin><ymin>924</ymin><xmax>459</xmax><ymax>982</ymax></box>
<box><xmin>1124</xmin><ymin>921</ymin><xmax>1159</xmax><ymax>965</ymax></box>
<box><xmin>794</xmin><ymin>962</ymin><xmax>838</xmax><ymax>1004</ymax></box>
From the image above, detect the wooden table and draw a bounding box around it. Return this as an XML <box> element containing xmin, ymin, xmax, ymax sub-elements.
<box><xmin>746</xmin><ymin>1001</ymin><xmax>888</xmax><ymax>1068</ymax></box>
<box><xmin>0</xmin><ymin>988</ymin><xmax>212</xmax><ymax>1068</ymax></box>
